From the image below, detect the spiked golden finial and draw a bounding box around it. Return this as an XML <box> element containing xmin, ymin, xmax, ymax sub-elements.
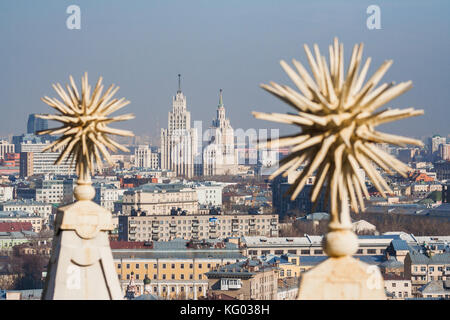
<box><xmin>253</xmin><ymin>38</ymin><xmax>424</xmax><ymax>222</ymax></box>
<box><xmin>37</xmin><ymin>72</ymin><xmax>134</xmax><ymax>181</ymax></box>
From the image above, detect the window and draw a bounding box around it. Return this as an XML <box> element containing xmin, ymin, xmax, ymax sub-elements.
<box><xmin>198</xmin><ymin>264</ymin><xmax>202</xmax><ymax>269</ymax></box>
<box><xmin>429</xmin><ymin>267</ymin><xmax>434</xmax><ymax>272</ymax></box>
<box><xmin>314</xmin><ymin>250</ymin><xmax>323</xmax><ymax>255</ymax></box>
<box><xmin>162</xmin><ymin>264</ymin><xmax>166</xmax><ymax>269</ymax></box>
<box><xmin>275</xmin><ymin>250</ymin><xmax>283</xmax><ymax>255</ymax></box>
<box><xmin>117</xmin><ymin>264</ymin><xmax>121</xmax><ymax>269</ymax></box>
<box><xmin>171</xmin><ymin>274</ymin><xmax>175</xmax><ymax>280</ymax></box>
<box><xmin>392</xmin><ymin>283</ymin><xmax>396</xmax><ymax>287</ymax></box>
<box><xmin>189</xmin><ymin>264</ymin><xmax>193</xmax><ymax>269</ymax></box>
<box><xmin>171</xmin><ymin>264</ymin><xmax>175</xmax><ymax>269</ymax></box>
<box><xmin>126</xmin><ymin>264</ymin><xmax>130</xmax><ymax>269</ymax></box>
<box><xmin>136</xmin><ymin>264</ymin><xmax>139</xmax><ymax>269</ymax></box>
<box><xmin>162</xmin><ymin>274</ymin><xmax>166</xmax><ymax>279</ymax></box>
<box><xmin>404</xmin><ymin>283</ymin><xmax>409</xmax><ymax>287</ymax></box>
<box><xmin>301</xmin><ymin>250</ymin><xmax>310</xmax><ymax>255</ymax></box>
<box><xmin>181</xmin><ymin>274</ymin><xmax>184</xmax><ymax>280</ymax></box>
<box><xmin>367</xmin><ymin>249</ymin><xmax>376</xmax><ymax>254</ymax></box>
<box><xmin>181</xmin><ymin>264</ymin><xmax>184</xmax><ymax>269</ymax></box>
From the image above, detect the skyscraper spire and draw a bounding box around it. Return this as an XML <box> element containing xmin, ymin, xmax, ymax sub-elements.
<box><xmin>218</xmin><ymin>89</ymin><xmax>223</xmax><ymax>107</ymax></box>
<box><xmin>177</xmin><ymin>74</ymin><xmax>181</xmax><ymax>93</ymax></box>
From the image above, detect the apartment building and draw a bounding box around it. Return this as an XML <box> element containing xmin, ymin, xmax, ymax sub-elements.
<box><xmin>134</xmin><ymin>145</ymin><xmax>160</xmax><ymax>169</ymax></box>
<box><xmin>35</xmin><ymin>179</ymin><xmax>74</xmax><ymax>204</ymax></box>
<box><xmin>383</xmin><ymin>274</ymin><xmax>412</xmax><ymax>299</ymax></box>
<box><xmin>112</xmin><ymin>239</ymin><xmax>246</xmax><ymax>300</ymax></box>
<box><xmin>0</xmin><ymin>200</ymin><xmax>53</xmax><ymax>225</ymax></box>
<box><xmin>241</xmin><ymin>235</ymin><xmax>398</xmax><ymax>257</ymax></box>
<box><xmin>0</xmin><ymin>186</ymin><xmax>14</xmax><ymax>202</ymax></box>
<box><xmin>0</xmin><ymin>140</ymin><xmax>14</xmax><ymax>160</ymax></box>
<box><xmin>93</xmin><ymin>182</ymin><xmax>125</xmax><ymax>212</ymax></box>
<box><xmin>191</xmin><ymin>182</ymin><xmax>223</xmax><ymax>207</ymax></box>
<box><xmin>404</xmin><ymin>250</ymin><xmax>450</xmax><ymax>297</ymax></box>
<box><xmin>205</xmin><ymin>259</ymin><xmax>278</xmax><ymax>300</ymax></box>
<box><xmin>276</xmin><ymin>277</ymin><xmax>300</xmax><ymax>300</ymax></box>
<box><xmin>418</xmin><ymin>280</ymin><xmax>450</xmax><ymax>299</ymax></box>
<box><xmin>122</xmin><ymin>183</ymin><xmax>199</xmax><ymax>216</ymax></box>
<box><xmin>0</xmin><ymin>211</ymin><xmax>43</xmax><ymax>232</ymax></box>
<box><xmin>118</xmin><ymin>213</ymin><xmax>279</xmax><ymax>242</ymax></box>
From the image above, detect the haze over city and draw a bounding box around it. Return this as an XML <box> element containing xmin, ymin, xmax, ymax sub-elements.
<box><xmin>0</xmin><ymin>0</ymin><xmax>449</xmax><ymax>140</ymax></box>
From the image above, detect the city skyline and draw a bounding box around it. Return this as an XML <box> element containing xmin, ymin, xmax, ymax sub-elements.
<box><xmin>0</xmin><ymin>0</ymin><xmax>449</xmax><ymax>140</ymax></box>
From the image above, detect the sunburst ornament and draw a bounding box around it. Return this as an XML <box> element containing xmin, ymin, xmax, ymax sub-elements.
<box><xmin>37</xmin><ymin>72</ymin><xmax>134</xmax><ymax>181</ymax></box>
<box><xmin>253</xmin><ymin>38</ymin><xmax>424</xmax><ymax>221</ymax></box>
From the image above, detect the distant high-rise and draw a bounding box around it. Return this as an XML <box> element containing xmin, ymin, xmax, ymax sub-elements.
<box><xmin>203</xmin><ymin>89</ymin><xmax>238</xmax><ymax>176</ymax></box>
<box><xmin>27</xmin><ymin>114</ymin><xmax>48</xmax><ymax>134</ymax></box>
<box><xmin>134</xmin><ymin>145</ymin><xmax>160</xmax><ymax>169</ymax></box>
<box><xmin>0</xmin><ymin>140</ymin><xmax>14</xmax><ymax>160</ymax></box>
<box><xmin>160</xmin><ymin>75</ymin><xmax>198</xmax><ymax>178</ymax></box>
<box><xmin>428</xmin><ymin>135</ymin><xmax>446</xmax><ymax>161</ymax></box>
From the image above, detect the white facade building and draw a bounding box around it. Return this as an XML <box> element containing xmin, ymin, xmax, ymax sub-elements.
<box><xmin>161</xmin><ymin>75</ymin><xmax>199</xmax><ymax>178</ymax></box>
<box><xmin>36</xmin><ymin>179</ymin><xmax>75</xmax><ymax>204</ymax></box>
<box><xmin>20</xmin><ymin>141</ymin><xmax>76</xmax><ymax>175</ymax></box>
<box><xmin>203</xmin><ymin>90</ymin><xmax>238</xmax><ymax>176</ymax></box>
<box><xmin>134</xmin><ymin>145</ymin><xmax>160</xmax><ymax>169</ymax></box>
<box><xmin>0</xmin><ymin>185</ymin><xmax>14</xmax><ymax>202</ymax></box>
<box><xmin>93</xmin><ymin>183</ymin><xmax>125</xmax><ymax>212</ymax></box>
<box><xmin>0</xmin><ymin>140</ymin><xmax>14</xmax><ymax>160</ymax></box>
<box><xmin>192</xmin><ymin>182</ymin><xmax>223</xmax><ymax>206</ymax></box>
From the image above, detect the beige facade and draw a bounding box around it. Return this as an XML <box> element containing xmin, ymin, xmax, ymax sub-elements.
<box><xmin>122</xmin><ymin>184</ymin><xmax>199</xmax><ymax>216</ymax></box>
<box><xmin>119</xmin><ymin>213</ymin><xmax>279</xmax><ymax>242</ymax></box>
<box><xmin>206</xmin><ymin>262</ymin><xmax>278</xmax><ymax>300</ymax></box>
<box><xmin>383</xmin><ymin>275</ymin><xmax>412</xmax><ymax>299</ymax></box>
<box><xmin>113</xmin><ymin>240</ymin><xmax>246</xmax><ymax>300</ymax></box>
<box><xmin>242</xmin><ymin>236</ymin><xmax>392</xmax><ymax>257</ymax></box>
<box><xmin>404</xmin><ymin>251</ymin><xmax>450</xmax><ymax>297</ymax></box>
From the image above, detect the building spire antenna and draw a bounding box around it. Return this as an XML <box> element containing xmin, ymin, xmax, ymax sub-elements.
<box><xmin>219</xmin><ymin>89</ymin><xmax>223</xmax><ymax>107</ymax></box>
<box><xmin>177</xmin><ymin>74</ymin><xmax>181</xmax><ymax>93</ymax></box>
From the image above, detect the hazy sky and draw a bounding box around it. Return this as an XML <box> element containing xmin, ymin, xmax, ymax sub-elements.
<box><xmin>0</xmin><ymin>0</ymin><xmax>449</xmax><ymax>142</ymax></box>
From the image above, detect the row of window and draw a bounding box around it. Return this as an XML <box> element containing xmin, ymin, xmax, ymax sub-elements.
<box><xmin>119</xmin><ymin>273</ymin><xmax>205</xmax><ymax>280</ymax></box>
<box><xmin>130</xmin><ymin>218</ymin><xmax>275</xmax><ymax>224</ymax></box>
<box><xmin>414</xmin><ymin>266</ymin><xmax>450</xmax><ymax>272</ymax></box>
<box><xmin>118</xmin><ymin>262</ymin><xmax>217</xmax><ymax>269</ymax></box>
<box><xmin>249</xmin><ymin>248</ymin><xmax>383</xmax><ymax>255</ymax></box>
<box><xmin>135</xmin><ymin>225</ymin><xmax>270</xmax><ymax>231</ymax></box>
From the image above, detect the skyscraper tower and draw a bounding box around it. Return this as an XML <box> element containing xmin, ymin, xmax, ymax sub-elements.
<box><xmin>160</xmin><ymin>75</ymin><xmax>198</xmax><ymax>178</ymax></box>
<box><xmin>203</xmin><ymin>89</ymin><xmax>238</xmax><ymax>176</ymax></box>
<box><xmin>27</xmin><ymin>113</ymin><xmax>48</xmax><ymax>134</ymax></box>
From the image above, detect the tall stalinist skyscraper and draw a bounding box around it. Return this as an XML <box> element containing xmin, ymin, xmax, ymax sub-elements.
<box><xmin>161</xmin><ymin>75</ymin><xmax>198</xmax><ymax>178</ymax></box>
<box><xmin>203</xmin><ymin>89</ymin><xmax>238</xmax><ymax>176</ymax></box>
